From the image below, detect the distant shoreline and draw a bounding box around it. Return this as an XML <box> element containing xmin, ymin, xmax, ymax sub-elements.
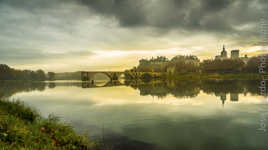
<box><xmin>0</xmin><ymin>73</ymin><xmax>264</xmax><ymax>81</ymax></box>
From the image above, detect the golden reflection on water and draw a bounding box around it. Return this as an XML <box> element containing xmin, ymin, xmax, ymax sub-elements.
<box><xmin>2</xmin><ymin>80</ymin><xmax>268</xmax><ymax>150</ymax></box>
<box><xmin>7</xmin><ymin>81</ymin><xmax>268</xmax><ymax>126</ymax></box>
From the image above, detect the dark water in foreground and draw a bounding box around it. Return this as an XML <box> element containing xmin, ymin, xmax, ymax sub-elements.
<box><xmin>1</xmin><ymin>80</ymin><xmax>268</xmax><ymax>150</ymax></box>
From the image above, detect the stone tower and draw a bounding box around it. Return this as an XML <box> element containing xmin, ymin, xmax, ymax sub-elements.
<box><xmin>221</xmin><ymin>45</ymin><xmax>227</xmax><ymax>58</ymax></box>
<box><xmin>231</xmin><ymin>50</ymin><xmax>239</xmax><ymax>59</ymax></box>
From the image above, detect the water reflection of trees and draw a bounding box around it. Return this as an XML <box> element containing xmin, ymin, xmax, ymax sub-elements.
<box><xmin>201</xmin><ymin>80</ymin><xmax>245</xmax><ymax>95</ymax></box>
<box><xmin>201</xmin><ymin>80</ymin><xmax>261</xmax><ymax>96</ymax></box>
<box><xmin>0</xmin><ymin>81</ymin><xmax>46</xmax><ymax>99</ymax></box>
<box><xmin>0</xmin><ymin>80</ymin><xmax>265</xmax><ymax>100</ymax></box>
<box><xmin>167</xmin><ymin>80</ymin><xmax>200</xmax><ymax>98</ymax></box>
<box><xmin>126</xmin><ymin>80</ymin><xmax>265</xmax><ymax>99</ymax></box>
<box><xmin>126</xmin><ymin>80</ymin><xmax>201</xmax><ymax>98</ymax></box>
<box><xmin>131</xmin><ymin>81</ymin><xmax>170</xmax><ymax>98</ymax></box>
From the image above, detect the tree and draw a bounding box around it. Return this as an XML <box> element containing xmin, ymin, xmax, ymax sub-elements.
<box><xmin>202</xmin><ymin>59</ymin><xmax>245</xmax><ymax>73</ymax></box>
<box><xmin>244</xmin><ymin>56</ymin><xmax>263</xmax><ymax>73</ymax></box>
<box><xmin>169</xmin><ymin>55</ymin><xmax>200</xmax><ymax>74</ymax></box>
<box><xmin>0</xmin><ymin>64</ymin><xmax>48</xmax><ymax>81</ymax></box>
<box><xmin>35</xmin><ymin>70</ymin><xmax>46</xmax><ymax>81</ymax></box>
<box><xmin>0</xmin><ymin>64</ymin><xmax>12</xmax><ymax>80</ymax></box>
<box><xmin>141</xmin><ymin>73</ymin><xmax>152</xmax><ymax>82</ymax></box>
<box><xmin>47</xmin><ymin>72</ymin><xmax>56</xmax><ymax>80</ymax></box>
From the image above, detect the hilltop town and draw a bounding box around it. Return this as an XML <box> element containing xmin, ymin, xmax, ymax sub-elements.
<box><xmin>126</xmin><ymin>45</ymin><xmax>264</xmax><ymax>80</ymax></box>
<box><xmin>215</xmin><ymin>45</ymin><xmax>249</xmax><ymax>64</ymax></box>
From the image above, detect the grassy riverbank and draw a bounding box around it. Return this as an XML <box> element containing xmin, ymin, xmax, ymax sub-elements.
<box><xmin>0</xmin><ymin>99</ymin><xmax>98</xmax><ymax>150</ymax></box>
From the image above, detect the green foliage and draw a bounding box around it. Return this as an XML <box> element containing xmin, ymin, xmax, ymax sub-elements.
<box><xmin>169</xmin><ymin>55</ymin><xmax>200</xmax><ymax>74</ymax></box>
<box><xmin>137</xmin><ymin>56</ymin><xmax>169</xmax><ymax>72</ymax></box>
<box><xmin>201</xmin><ymin>59</ymin><xmax>245</xmax><ymax>73</ymax></box>
<box><xmin>141</xmin><ymin>73</ymin><xmax>153</xmax><ymax>82</ymax></box>
<box><xmin>0</xmin><ymin>99</ymin><xmax>97</xmax><ymax>150</ymax></box>
<box><xmin>35</xmin><ymin>69</ymin><xmax>46</xmax><ymax>81</ymax></box>
<box><xmin>0</xmin><ymin>100</ymin><xmax>38</xmax><ymax>122</ymax></box>
<box><xmin>0</xmin><ymin>64</ymin><xmax>47</xmax><ymax>81</ymax></box>
<box><xmin>244</xmin><ymin>56</ymin><xmax>262</xmax><ymax>73</ymax></box>
<box><xmin>128</xmin><ymin>54</ymin><xmax>267</xmax><ymax>77</ymax></box>
<box><xmin>48</xmin><ymin>72</ymin><xmax>56</xmax><ymax>80</ymax></box>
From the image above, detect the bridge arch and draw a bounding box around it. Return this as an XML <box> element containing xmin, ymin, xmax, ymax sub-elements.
<box><xmin>81</xmin><ymin>71</ymin><xmax>124</xmax><ymax>82</ymax></box>
<box><xmin>91</xmin><ymin>73</ymin><xmax>110</xmax><ymax>82</ymax></box>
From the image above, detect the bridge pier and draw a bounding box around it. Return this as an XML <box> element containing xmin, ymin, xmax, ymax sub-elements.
<box><xmin>81</xmin><ymin>72</ymin><xmax>90</xmax><ymax>81</ymax></box>
<box><xmin>105</xmin><ymin>72</ymin><xmax>123</xmax><ymax>81</ymax></box>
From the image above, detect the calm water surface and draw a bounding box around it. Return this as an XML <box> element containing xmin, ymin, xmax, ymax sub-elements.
<box><xmin>1</xmin><ymin>80</ymin><xmax>268</xmax><ymax>150</ymax></box>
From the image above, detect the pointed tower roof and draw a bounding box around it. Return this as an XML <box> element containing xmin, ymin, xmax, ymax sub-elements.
<box><xmin>223</xmin><ymin>45</ymin><xmax>226</xmax><ymax>52</ymax></box>
<box><xmin>222</xmin><ymin>99</ymin><xmax>225</xmax><ymax>108</ymax></box>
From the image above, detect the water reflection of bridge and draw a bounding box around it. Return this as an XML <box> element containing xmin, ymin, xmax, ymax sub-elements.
<box><xmin>0</xmin><ymin>80</ymin><xmax>265</xmax><ymax>107</ymax></box>
<box><xmin>81</xmin><ymin>81</ymin><xmax>124</xmax><ymax>88</ymax></box>
<box><xmin>44</xmin><ymin>81</ymin><xmax>125</xmax><ymax>89</ymax></box>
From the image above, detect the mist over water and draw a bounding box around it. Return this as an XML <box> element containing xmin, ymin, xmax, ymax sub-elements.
<box><xmin>1</xmin><ymin>80</ymin><xmax>268</xmax><ymax>150</ymax></box>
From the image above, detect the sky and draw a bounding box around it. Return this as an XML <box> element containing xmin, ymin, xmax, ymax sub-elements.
<box><xmin>1</xmin><ymin>0</ymin><xmax>268</xmax><ymax>72</ymax></box>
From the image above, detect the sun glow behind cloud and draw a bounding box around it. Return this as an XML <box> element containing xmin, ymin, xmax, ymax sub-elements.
<box><xmin>81</xmin><ymin>48</ymin><xmax>194</xmax><ymax>71</ymax></box>
<box><xmin>12</xmin><ymin>44</ymin><xmax>266</xmax><ymax>72</ymax></box>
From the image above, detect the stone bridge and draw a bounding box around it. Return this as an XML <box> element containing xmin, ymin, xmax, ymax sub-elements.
<box><xmin>81</xmin><ymin>71</ymin><xmax>124</xmax><ymax>81</ymax></box>
<box><xmin>81</xmin><ymin>71</ymin><xmax>166</xmax><ymax>81</ymax></box>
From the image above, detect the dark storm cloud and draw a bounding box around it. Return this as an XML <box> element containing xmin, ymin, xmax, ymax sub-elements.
<box><xmin>0</xmin><ymin>0</ymin><xmax>264</xmax><ymax>39</ymax></box>
<box><xmin>201</xmin><ymin>0</ymin><xmax>233</xmax><ymax>12</ymax></box>
<box><xmin>76</xmin><ymin>0</ymin><xmax>190</xmax><ymax>28</ymax></box>
<box><xmin>76</xmin><ymin>0</ymin><xmax>149</xmax><ymax>27</ymax></box>
<box><xmin>0</xmin><ymin>0</ymin><xmax>265</xmax><ymax>35</ymax></box>
<box><xmin>75</xmin><ymin>0</ymin><xmax>262</xmax><ymax>35</ymax></box>
<box><xmin>0</xmin><ymin>0</ymin><xmax>267</xmax><ymax>69</ymax></box>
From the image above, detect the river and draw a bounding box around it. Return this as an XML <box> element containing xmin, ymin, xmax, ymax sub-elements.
<box><xmin>1</xmin><ymin>80</ymin><xmax>268</xmax><ymax>150</ymax></box>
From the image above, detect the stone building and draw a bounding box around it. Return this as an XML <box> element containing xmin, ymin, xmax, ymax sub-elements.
<box><xmin>215</xmin><ymin>45</ymin><xmax>250</xmax><ymax>64</ymax></box>
<box><xmin>231</xmin><ymin>50</ymin><xmax>239</xmax><ymax>59</ymax></box>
